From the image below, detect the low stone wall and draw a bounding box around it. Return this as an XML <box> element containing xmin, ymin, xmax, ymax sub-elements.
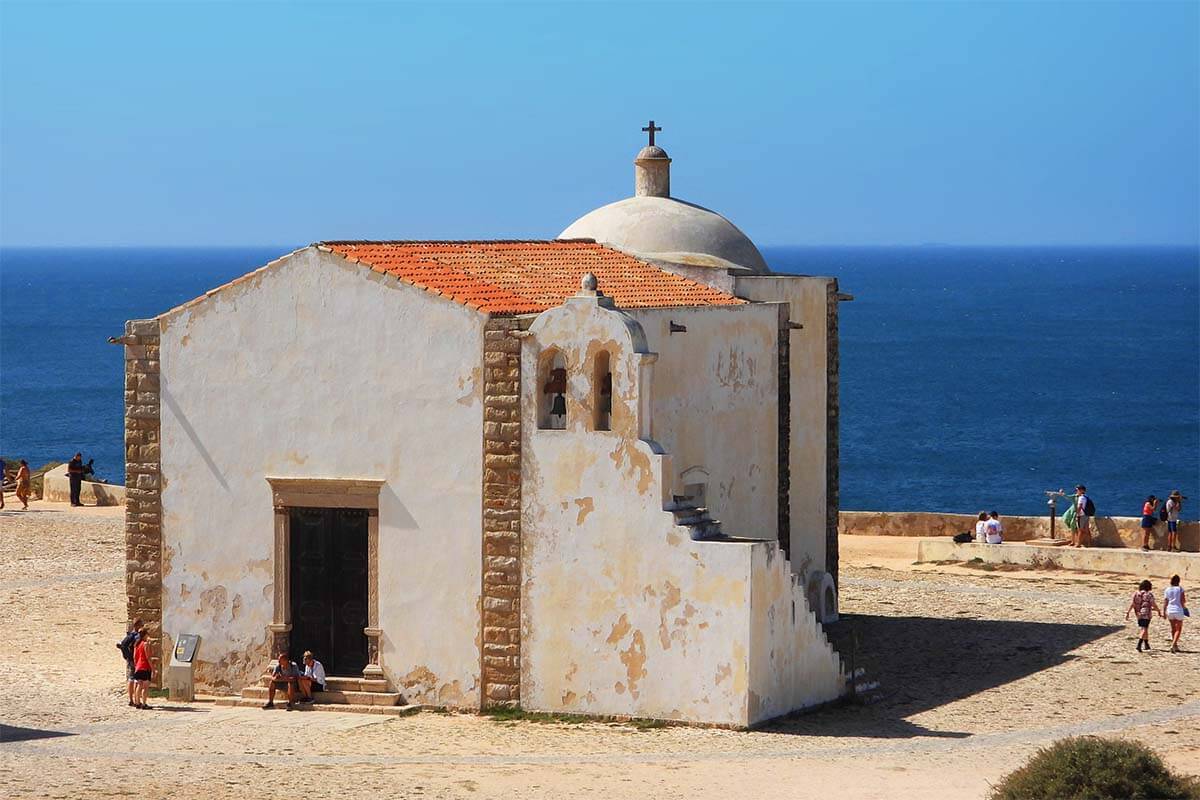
<box><xmin>42</xmin><ymin>464</ymin><xmax>126</xmax><ymax>506</ymax></box>
<box><xmin>840</xmin><ymin>510</ymin><xmax>1197</xmax><ymax>552</ymax></box>
<box><xmin>917</xmin><ymin>539</ymin><xmax>1200</xmax><ymax>581</ymax></box>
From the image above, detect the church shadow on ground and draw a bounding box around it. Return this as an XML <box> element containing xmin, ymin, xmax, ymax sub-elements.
<box><xmin>761</xmin><ymin>614</ymin><xmax>1122</xmax><ymax>739</ymax></box>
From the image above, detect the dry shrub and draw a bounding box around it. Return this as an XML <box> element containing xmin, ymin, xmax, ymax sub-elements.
<box><xmin>990</xmin><ymin>737</ymin><xmax>1200</xmax><ymax>800</ymax></box>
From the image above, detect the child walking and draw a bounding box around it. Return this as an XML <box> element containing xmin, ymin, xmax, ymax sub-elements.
<box><xmin>1125</xmin><ymin>579</ymin><xmax>1162</xmax><ymax>651</ymax></box>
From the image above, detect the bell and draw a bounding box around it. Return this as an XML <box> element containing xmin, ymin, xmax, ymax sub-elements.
<box><xmin>550</xmin><ymin>393</ymin><xmax>567</xmax><ymax>416</ymax></box>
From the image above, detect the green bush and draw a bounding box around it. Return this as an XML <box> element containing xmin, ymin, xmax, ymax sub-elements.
<box><xmin>990</xmin><ymin>737</ymin><xmax>1200</xmax><ymax>800</ymax></box>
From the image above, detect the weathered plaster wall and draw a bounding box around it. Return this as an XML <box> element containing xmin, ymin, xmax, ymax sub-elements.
<box><xmin>748</xmin><ymin>543</ymin><xmax>845</xmax><ymax>721</ymax></box>
<box><xmin>157</xmin><ymin>247</ymin><xmax>485</xmax><ymax>704</ymax></box>
<box><xmin>627</xmin><ymin>305</ymin><xmax>779</xmax><ymax>541</ymax></box>
<box><xmin>519</xmin><ymin>289</ymin><xmax>844</xmax><ymax>727</ymax></box>
<box><xmin>734</xmin><ymin>276</ymin><xmax>834</xmax><ymax>583</ymax></box>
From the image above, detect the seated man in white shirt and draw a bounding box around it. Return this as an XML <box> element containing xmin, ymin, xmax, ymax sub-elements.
<box><xmin>298</xmin><ymin>650</ymin><xmax>327</xmax><ymax>703</ymax></box>
<box><xmin>985</xmin><ymin>511</ymin><xmax>1004</xmax><ymax>544</ymax></box>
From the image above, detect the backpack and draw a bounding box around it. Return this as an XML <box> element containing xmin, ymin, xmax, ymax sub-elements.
<box><xmin>953</xmin><ymin>531</ymin><xmax>974</xmax><ymax>544</ymax></box>
<box><xmin>1159</xmin><ymin>503</ymin><xmax>1170</xmax><ymax>522</ymax></box>
<box><xmin>116</xmin><ymin>631</ymin><xmax>136</xmax><ymax>660</ymax></box>
<box><xmin>1084</xmin><ymin>497</ymin><xmax>1096</xmax><ymax>517</ymax></box>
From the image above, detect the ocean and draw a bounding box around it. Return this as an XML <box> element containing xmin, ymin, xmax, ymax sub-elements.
<box><xmin>1</xmin><ymin>245</ymin><xmax>1196</xmax><ymax>517</ymax></box>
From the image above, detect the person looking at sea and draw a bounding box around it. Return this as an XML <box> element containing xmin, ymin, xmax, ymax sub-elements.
<box><xmin>985</xmin><ymin>511</ymin><xmax>1004</xmax><ymax>544</ymax></box>
<box><xmin>1140</xmin><ymin>495</ymin><xmax>1160</xmax><ymax>551</ymax></box>
<box><xmin>1165</xmin><ymin>491</ymin><xmax>1185</xmax><ymax>553</ymax></box>
<box><xmin>1164</xmin><ymin>575</ymin><xmax>1188</xmax><ymax>653</ymax></box>
<box><xmin>975</xmin><ymin>511</ymin><xmax>989</xmax><ymax>543</ymax></box>
<box><xmin>1073</xmin><ymin>485</ymin><xmax>1092</xmax><ymax>547</ymax></box>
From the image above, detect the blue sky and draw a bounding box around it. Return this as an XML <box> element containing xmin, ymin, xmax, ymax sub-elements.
<box><xmin>1</xmin><ymin>1</ymin><xmax>1197</xmax><ymax>246</ymax></box>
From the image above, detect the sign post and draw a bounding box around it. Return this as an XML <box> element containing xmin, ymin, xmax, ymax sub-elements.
<box><xmin>166</xmin><ymin>633</ymin><xmax>201</xmax><ymax>702</ymax></box>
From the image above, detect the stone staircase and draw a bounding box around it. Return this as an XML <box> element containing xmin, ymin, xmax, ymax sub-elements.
<box><xmin>216</xmin><ymin>675</ymin><xmax>407</xmax><ymax>710</ymax></box>
<box><xmin>667</xmin><ymin>500</ymin><xmax>726</xmax><ymax>541</ymax></box>
<box><xmin>668</xmin><ymin>495</ymin><xmax>880</xmax><ymax>707</ymax></box>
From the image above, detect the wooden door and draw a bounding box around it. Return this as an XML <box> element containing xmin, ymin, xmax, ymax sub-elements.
<box><xmin>289</xmin><ymin>507</ymin><xmax>369</xmax><ymax>676</ymax></box>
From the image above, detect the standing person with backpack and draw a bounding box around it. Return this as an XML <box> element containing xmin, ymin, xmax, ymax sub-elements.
<box><xmin>117</xmin><ymin>618</ymin><xmax>144</xmax><ymax>707</ymax></box>
<box><xmin>1140</xmin><ymin>495</ymin><xmax>1160</xmax><ymax>551</ymax></box>
<box><xmin>1073</xmin><ymin>485</ymin><xmax>1094</xmax><ymax>547</ymax></box>
<box><xmin>1164</xmin><ymin>491</ymin><xmax>1186</xmax><ymax>553</ymax></box>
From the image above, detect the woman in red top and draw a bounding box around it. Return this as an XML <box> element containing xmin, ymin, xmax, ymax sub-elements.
<box><xmin>1140</xmin><ymin>495</ymin><xmax>1159</xmax><ymax>551</ymax></box>
<box><xmin>131</xmin><ymin>631</ymin><xmax>153</xmax><ymax>709</ymax></box>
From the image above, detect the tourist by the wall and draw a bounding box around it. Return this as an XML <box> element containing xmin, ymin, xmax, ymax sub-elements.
<box><xmin>1073</xmin><ymin>486</ymin><xmax>1093</xmax><ymax>548</ymax></box>
<box><xmin>985</xmin><ymin>511</ymin><xmax>1004</xmax><ymax>544</ymax></box>
<box><xmin>1163</xmin><ymin>575</ymin><xmax>1188</xmax><ymax>654</ymax></box>
<box><xmin>1140</xmin><ymin>495</ymin><xmax>1160</xmax><ymax>551</ymax></box>
<box><xmin>975</xmin><ymin>511</ymin><xmax>989</xmax><ymax>543</ymax></box>
<box><xmin>131</xmin><ymin>630</ymin><xmax>153</xmax><ymax>709</ymax></box>
<box><xmin>1165</xmin><ymin>491</ymin><xmax>1186</xmax><ymax>552</ymax></box>
<box><xmin>67</xmin><ymin>452</ymin><xmax>85</xmax><ymax>507</ymax></box>
<box><xmin>1126</xmin><ymin>580</ymin><xmax>1162</xmax><ymax>652</ymax></box>
<box><xmin>117</xmin><ymin>618</ymin><xmax>145</xmax><ymax>707</ymax></box>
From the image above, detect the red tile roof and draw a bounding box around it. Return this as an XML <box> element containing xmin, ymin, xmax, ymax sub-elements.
<box><xmin>318</xmin><ymin>240</ymin><xmax>745</xmax><ymax>314</ymax></box>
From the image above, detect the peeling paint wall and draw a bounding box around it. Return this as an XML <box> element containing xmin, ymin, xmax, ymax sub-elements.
<box><xmin>747</xmin><ymin>542</ymin><xmax>845</xmax><ymax>722</ymax></box>
<box><xmin>735</xmin><ymin>276</ymin><xmax>833</xmax><ymax>585</ymax></box>
<box><xmin>520</xmin><ymin>289</ymin><xmax>844</xmax><ymax>727</ymax></box>
<box><xmin>627</xmin><ymin>305</ymin><xmax>779</xmax><ymax>541</ymax></box>
<box><xmin>158</xmin><ymin>247</ymin><xmax>484</xmax><ymax>704</ymax></box>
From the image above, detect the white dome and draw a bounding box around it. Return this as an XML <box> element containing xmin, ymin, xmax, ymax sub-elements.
<box><xmin>559</xmin><ymin>195</ymin><xmax>770</xmax><ymax>275</ymax></box>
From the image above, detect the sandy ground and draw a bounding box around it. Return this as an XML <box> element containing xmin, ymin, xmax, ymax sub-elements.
<box><xmin>2</xmin><ymin>502</ymin><xmax>1197</xmax><ymax>799</ymax></box>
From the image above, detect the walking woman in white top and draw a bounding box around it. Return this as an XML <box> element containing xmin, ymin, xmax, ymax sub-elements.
<box><xmin>1163</xmin><ymin>574</ymin><xmax>1188</xmax><ymax>653</ymax></box>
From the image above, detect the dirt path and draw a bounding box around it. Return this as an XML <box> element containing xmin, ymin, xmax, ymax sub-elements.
<box><xmin>2</xmin><ymin>509</ymin><xmax>1197</xmax><ymax>799</ymax></box>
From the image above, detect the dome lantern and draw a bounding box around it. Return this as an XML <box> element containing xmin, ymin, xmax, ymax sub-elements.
<box><xmin>635</xmin><ymin>121</ymin><xmax>670</xmax><ymax>198</ymax></box>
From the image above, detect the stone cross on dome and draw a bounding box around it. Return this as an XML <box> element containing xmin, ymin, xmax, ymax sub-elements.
<box><xmin>641</xmin><ymin>120</ymin><xmax>662</xmax><ymax>147</ymax></box>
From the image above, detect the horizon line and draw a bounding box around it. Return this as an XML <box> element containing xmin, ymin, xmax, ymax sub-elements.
<box><xmin>2</xmin><ymin>242</ymin><xmax>1198</xmax><ymax>250</ymax></box>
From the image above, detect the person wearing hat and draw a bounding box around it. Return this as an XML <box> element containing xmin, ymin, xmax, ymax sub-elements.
<box><xmin>298</xmin><ymin>650</ymin><xmax>327</xmax><ymax>703</ymax></box>
<box><xmin>1165</xmin><ymin>491</ymin><xmax>1186</xmax><ymax>553</ymax></box>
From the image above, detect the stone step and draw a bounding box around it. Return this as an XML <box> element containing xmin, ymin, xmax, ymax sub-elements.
<box><xmin>688</xmin><ymin>521</ymin><xmax>725</xmax><ymax>541</ymax></box>
<box><xmin>214</xmin><ymin>697</ymin><xmax>421</xmax><ymax>716</ymax></box>
<box><xmin>323</xmin><ymin>676</ymin><xmax>392</xmax><ymax>693</ymax></box>
<box><xmin>240</xmin><ymin>686</ymin><xmax>404</xmax><ymax>706</ymax></box>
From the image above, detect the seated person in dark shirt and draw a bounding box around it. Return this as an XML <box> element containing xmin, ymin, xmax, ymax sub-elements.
<box><xmin>262</xmin><ymin>651</ymin><xmax>301</xmax><ymax>709</ymax></box>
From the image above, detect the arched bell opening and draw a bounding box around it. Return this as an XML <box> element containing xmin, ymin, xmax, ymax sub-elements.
<box><xmin>593</xmin><ymin>350</ymin><xmax>613</xmax><ymax>431</ymax></box>
<box><xmin>538</xmin><ymin>349</ymin><xmax>568</xmax><ymax>430</ymax></box>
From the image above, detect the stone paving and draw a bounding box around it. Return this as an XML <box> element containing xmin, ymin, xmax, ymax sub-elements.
<box><xmin>2</xmin><ymin>505</ymin><xmax>1197</xmax><ymax>799</ymax></box>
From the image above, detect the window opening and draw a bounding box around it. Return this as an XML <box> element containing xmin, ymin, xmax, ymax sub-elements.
<box><xmin>540</xmin><ymin>350</ymin><xmax>568</xmax><ymax>430</ymax></box>
<box><xmin>594</xmin><ymin>350</ymin><xmax>612</xmax><ymax>431</ymax></box>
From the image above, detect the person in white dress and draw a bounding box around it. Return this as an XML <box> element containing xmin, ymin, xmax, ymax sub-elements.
<box><xmin>1163</xmin><ymin>575</ymin><xmax>1188</xmax><ymax>653</ymax></box>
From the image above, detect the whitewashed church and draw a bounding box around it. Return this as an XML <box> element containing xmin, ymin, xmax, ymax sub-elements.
<box><xmin>119</xmin><ymin>125</ymin><xmax>851</xmax><ymax>727</ymax></box>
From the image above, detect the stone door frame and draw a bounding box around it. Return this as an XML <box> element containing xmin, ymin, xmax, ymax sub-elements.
<box><xmin>266</xmin><ymin>477</ymin><xmax>386</xmax><ymax>679</ymax></box>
